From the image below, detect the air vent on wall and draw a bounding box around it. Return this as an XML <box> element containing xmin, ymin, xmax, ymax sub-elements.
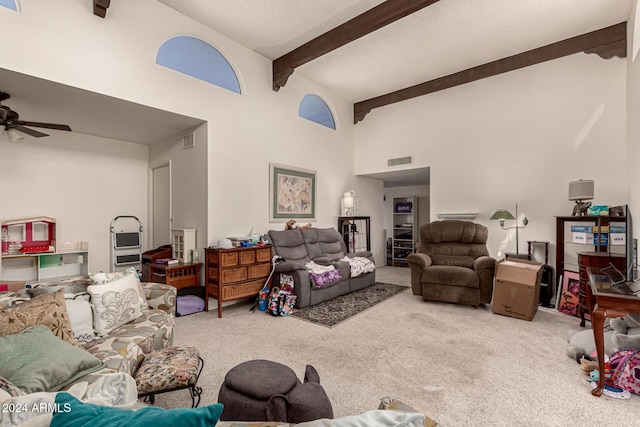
<box><xmin>182</xmin><ymin>133</ymin><xmax>195</xmax><ymax>149</ymax></box>
<box><xmin>388</xmin><ymin>156</ymin><xmax>412</xmax><ymax>167</ymax></box>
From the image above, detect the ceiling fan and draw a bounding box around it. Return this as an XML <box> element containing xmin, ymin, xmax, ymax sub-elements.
<box><xmin>0</xmin><ymin>91</ymin><xmax>72</xmax><ymax>141</ymax></box>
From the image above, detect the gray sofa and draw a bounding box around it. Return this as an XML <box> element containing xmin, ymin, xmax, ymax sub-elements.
<box><xmin>268</xmin><ymin>227</ymin><xmax>376</xmax><ymax>308</ymax></box>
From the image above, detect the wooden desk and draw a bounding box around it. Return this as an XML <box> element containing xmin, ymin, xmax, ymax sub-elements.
<box><xmin>586</xmin><ymin>267</ymin><xmax>640</xmax><ymax>396</ymax></box>
<box><xmin>149</xmin><ymin>262</ymin><xmax>206</xmax><ymax>311</ymax></box>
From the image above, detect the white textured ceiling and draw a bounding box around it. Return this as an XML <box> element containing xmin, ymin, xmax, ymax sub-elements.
<box><xmin>157</xmin><ymin>0</ymin><xmax>633</xmax><ymax>102</ymax></box>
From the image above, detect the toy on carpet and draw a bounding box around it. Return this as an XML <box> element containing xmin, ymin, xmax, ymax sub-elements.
<box><xmin>565</xmin><ymin>326</ymin><xmax>615</xmax><ymax>362</ymax></box>
<box><xmin>611</xmin><ymin>313</ymin><xmax>640</xmax><ymax>351</ymax></box>
<box><xmin>285</xmin><ymin>220</ymin><xmax>312</xmax><ymax>230</ymax></box>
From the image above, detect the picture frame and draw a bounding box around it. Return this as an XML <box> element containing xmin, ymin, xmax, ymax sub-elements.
<box><xmin>558</xmin><ymin>270</ymin><xmax>585</xmax><ymax>318</ymax></box>
<box><xmin>269</xmin><ymin>163</ymin><xmax>316</xmax><ymax>222</ymax></box>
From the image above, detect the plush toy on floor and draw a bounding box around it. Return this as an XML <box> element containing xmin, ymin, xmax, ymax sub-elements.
<box><xmin>565</xmin><ymin>327</ymin><xmax>615</xmax><ymax>362</ymax></box>
<box><xmin>611</xmin><ymin>313</ymin><xmax>640</xmax><ymax>351</ymax></box>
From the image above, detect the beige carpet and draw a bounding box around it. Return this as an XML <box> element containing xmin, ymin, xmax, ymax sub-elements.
<box><xmin>153</xmin><ymin>266</ymin><xmax>640</xmax><ymax>426</ymax></box>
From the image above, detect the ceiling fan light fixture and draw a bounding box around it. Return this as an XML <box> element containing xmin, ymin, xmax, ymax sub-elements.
<box><xmin>6</xmin><ymin>128</ymin><xmax>24</xmax><ymax>143</ymax></box>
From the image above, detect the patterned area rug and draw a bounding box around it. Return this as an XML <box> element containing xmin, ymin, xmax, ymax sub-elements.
<box><xmin>291</xmin><ymin>282</ymin><xmax>409</xmax><ymax>328</ymax></box>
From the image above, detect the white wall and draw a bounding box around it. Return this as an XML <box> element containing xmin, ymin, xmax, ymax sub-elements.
<box><xmin>1</xmin><ymin>0</ymin><xmax>384</xmax><ymax>266</ymax></box>
<box><xmin>0</xmin><ymin>131</ymin><xmax>148</xmax><ymax>273</ymax></box>
<box><xmin>356</xmin><ymin>53</ymin><xmax>627</xmax><ymax>268</ymax></box>
<box><xmin>628</xmin><ymin>1</ymin><xmax>640</xmax><ymax>265</ymax></box>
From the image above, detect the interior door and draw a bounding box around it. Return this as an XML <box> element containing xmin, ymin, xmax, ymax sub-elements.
<box><xmin>151</xmin><ymin>163</ymin><xmax>171</xmax><ymax>248</ymax></box>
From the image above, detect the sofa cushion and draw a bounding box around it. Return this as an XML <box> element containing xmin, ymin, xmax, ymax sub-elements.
<box><xmin>82</xmin><ymin>308</ymin><xmax>174</xmax><ymax>377</ymax></box>
<box><xmin>0</xmin><ymin>325</ymin><xmax>103</xmax><ymax>393</ymax></box>
<box><xmin>88</xmin><ymin>273</ymin><xmax>144</xmax><ymax>337</ymax></box>
<box><xmin>422</xmin><ymin>265</ymin><xmax>479</xmax><ymax>288</ymax></box>
<box><xmin>0</xmin><ymin>288</ymin><xmax>77</xmax><ymax>345</ymax></box>
<box><xmin>269</xmin><ymin>229</ymin><xmax>311</xmax><ymax>263</ymax></box>
<box><xmin>303</xmin><ymin>228</ymin><xmax>345</xmax><ymax>261</ymax></box>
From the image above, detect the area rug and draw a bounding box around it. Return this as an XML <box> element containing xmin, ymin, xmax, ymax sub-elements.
<box><xmin>291</xmin><ymin>282</ymin><xmax>409</xmax><ymax>327</ymax></box>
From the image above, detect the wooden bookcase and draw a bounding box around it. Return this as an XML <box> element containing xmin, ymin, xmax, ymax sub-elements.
<box><xmin>205</xmin><ymin>245</ymin><xmax>272</xmax><ymax>318</ymax></box>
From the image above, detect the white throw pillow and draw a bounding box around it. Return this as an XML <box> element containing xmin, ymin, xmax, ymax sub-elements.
<box><xmin>87</xmin><ymin>273</ymin><xmax>143</xmax><ymax>336</ymax></box>
<box><xmin>64</xmin><ymin>296</ymin><xmax>96</xmax><ymax>343</ymax></box>
<box><xmin>89</xmin><ymin>267</ymin><xmax>148</xmax><ymax>310</ymax></box>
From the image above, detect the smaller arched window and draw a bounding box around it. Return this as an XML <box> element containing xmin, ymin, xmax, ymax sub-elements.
<box><xmin>156</xmin><ymin>36</ymin><xmax>241</xmax><ymax>94</ymax></box>
<box><xmin>298</xmin><ymin>94</ymin><xmax>336</xmax><ymax>130</ymax></box>
<box><xmin>0</xmin><ymin>0</ymin><xmax>18</xmax><ymax>11</ymax></box>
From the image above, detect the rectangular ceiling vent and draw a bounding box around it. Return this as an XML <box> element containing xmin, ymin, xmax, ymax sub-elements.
<box><xmin>182</xmin><ymin>133</ymin><xmax>195</xmax><ymax>149</ymax></box>
<box><xmin>388</xmin><ymin>156</ymin><xmax>412</xmax><ymax>167</ymax></box>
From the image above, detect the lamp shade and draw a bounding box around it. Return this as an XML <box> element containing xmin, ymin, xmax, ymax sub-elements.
<box><xmin>568</xmin><ymin>179</ymin><xmax>594</xmax><ymax>201</ymax></box>
<box><xmin>342</xmin><ymin>193</ymin><xmax>354</xmax><ymax>208</ymax></box>
<box><xmin>490</xmin><ymin>209</ymin><xmax>515</xmax><ymax>221</ymax></box>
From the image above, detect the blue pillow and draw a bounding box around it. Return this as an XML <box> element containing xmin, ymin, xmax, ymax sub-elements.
<box><xmin>51</xmin><ymin>392</ymin><xmax>223</xmax><ymax>427</ymax></box>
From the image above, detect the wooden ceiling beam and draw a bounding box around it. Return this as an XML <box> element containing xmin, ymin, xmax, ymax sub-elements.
<box><xmin>354</xmin><ymin>22</ymin><xmax>627</xmax><ymax>123</ymax></box>
<box><xmin>272</xmin><ymin>0</ymin><xmax>441</xmax><ymax>91</ymax></box>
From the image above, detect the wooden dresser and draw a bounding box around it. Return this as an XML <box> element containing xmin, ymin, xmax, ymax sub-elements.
<box><xmin>205</xmin><ymin>245</ymin><xmax>272</xmax><ymax>318</ymax></box>
<box><xmin>577</xmin><ymin>252</ymin><xmax>625</xmax><ymax>327</ymax></box>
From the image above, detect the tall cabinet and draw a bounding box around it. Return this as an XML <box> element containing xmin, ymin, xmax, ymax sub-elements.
<box><xmin>392</xmin><ymin>196</ymin><xmax>418</xmax><ymax>267</ymax></box>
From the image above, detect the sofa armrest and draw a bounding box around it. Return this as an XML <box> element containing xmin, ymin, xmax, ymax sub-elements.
<box><xmin>141</xmin><ymin>282</ymin><xmax>177</xmax><ymax>315</ymax></box>
<box><xmin>406</xmin><ymin>253</ymin><xmax>432</xmax><ymax>296</ymax></box>
<box><xmin>346</xmin><ymin>251</ymin><xmax>373</xmax><ymax>259</ymax></box>
<box><xmin>274</xmin><ymin>260</ymin><xmax>307</xmax><ymax>272</ymax></box>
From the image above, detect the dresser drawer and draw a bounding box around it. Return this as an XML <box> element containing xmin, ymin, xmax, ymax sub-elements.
<box><xmin>220</xmin><ymin>267</ymin><xmax>248</xmax><ymax>284</ymax></box>
<box><xmin>221</xmin><ymin>280</ymin><xmax>264</xmax><ymax>300</ymax></box>
<box><xmin>220</xmin><ymin>252</ymin><xmax>239</xmax><ymax>267</ymax></box>
<box><xmin>240</xmin><ymin>251</ymin><xmax>256</xmax><ymax>265</ymax></box>
<box><xmin>256</xmin><ymin>247</ymin><xmax>272</xmax><ymax>263</ymax></box>
<box><xmin>248</xmin><ymin>262</ymin><xmax>270</xmax><ymax>279</ymax></box>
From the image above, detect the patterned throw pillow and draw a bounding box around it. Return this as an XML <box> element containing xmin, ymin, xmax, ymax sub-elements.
<box><xmin>87</xmin><ymin>273</ymin><xmax>143</xmax><ymax>336</ymax></box>
<box><xmin>90</xmin><ymin>267</ymin><xmax>148</xmax><ymax>310</ymax></box>
<box><xmin>0</xmin><ymin>289</ymin><xmax>76</xmax><ymax>345</ymax></box>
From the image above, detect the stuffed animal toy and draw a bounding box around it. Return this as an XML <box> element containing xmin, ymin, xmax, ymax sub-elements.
<box><xmin>565</xmin><ymin>327</ymin><xmax>615</xmax><ymax>362</ymax></box>
<box><xmin>285</xmin><ymin>220</ymin><xmax>312</xmax><ymax>230</ymax></box>
<box><xmin>611</xmin><ymin>313</ymin><xmax>640</xmax><ymax>351</ymax></box>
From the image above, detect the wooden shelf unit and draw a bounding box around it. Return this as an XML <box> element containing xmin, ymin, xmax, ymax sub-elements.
<box><xmin>338</xmin><ymin>216</ymin><xmax>370</xmax><ymax>253</ymax></box>
<box><xmin>205</xmin><ymin>245</ymin><xmax>272</xmax><ymax>318</ymax></box>
<box><xmin>0</xmin><ymin>250</ymin><xmax>88</xmax><ymax>284</ymax></box>
<box><xmin>392</xmin><ymin>196</ymin><xmax>418</xmax><ymax>267</ymax></box>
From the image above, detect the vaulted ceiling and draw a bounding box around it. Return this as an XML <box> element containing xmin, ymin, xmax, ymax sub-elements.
<box><xmin>157</xmin><ymin>0</ymin><xmax>633</xmax><ymax>122</ymax></box>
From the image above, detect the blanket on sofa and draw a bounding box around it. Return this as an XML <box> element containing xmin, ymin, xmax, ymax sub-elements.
<box><xmin>0</xmin><ymin>373</ymin><xmax>137</xmax><ymax>427</ymax></box>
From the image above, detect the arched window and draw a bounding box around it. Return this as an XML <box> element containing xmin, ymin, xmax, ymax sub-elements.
<box><xmin>0</xmin><ymin>0</ymin><xmax>18</xmax><ymax>11</ymax></box>
<box><xmin>298</xmin><ymin>94</ymin><xmax>336</xmax><ymax>129</ymax></box>
<box><xmin>156</xmin><ymin>36</ymin><xmax>240</xmax><ymax>94</ymax></box>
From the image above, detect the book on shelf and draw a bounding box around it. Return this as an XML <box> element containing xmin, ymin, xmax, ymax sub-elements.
<box><xmin>155</xmin><ymin>258</ymin><xmax>179</xmax><ymax>265</ymax></box>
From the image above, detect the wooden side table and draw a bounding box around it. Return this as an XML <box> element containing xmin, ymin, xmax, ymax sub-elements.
<box><xmin>578</xmin><ymin>252</ymin><xmax>625</xmax><ymax>327</ymax></box>
<box><xmin>149</xmin><ymin>262</ymin><xmax>206</xmax><ymax>311</ymax></box>
<box><xmin>586</xmin><ymin>267</ymin><xmax>640</xmax><ymax>396</ymax></box>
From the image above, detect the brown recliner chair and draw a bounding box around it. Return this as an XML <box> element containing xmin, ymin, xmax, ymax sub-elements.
<box><xmin>407</xmin><ymin>220</ymin><xmax>496</xmax><ymax>306</ymax></box>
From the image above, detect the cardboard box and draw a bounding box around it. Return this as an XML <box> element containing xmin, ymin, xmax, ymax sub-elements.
<box><xmin>492</xmin><ymin>259</ymin><xmax>543</xmax><ymax>321</ymax></box>
<box><xmin>0</xmin><ymin>280</ymin><xmax>26</xmax><ymax>292</ymax></box>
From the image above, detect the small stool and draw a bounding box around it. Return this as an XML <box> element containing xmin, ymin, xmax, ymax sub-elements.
<box><xmin>135</xmin><ymin>346</ymin><xmax>204</xmax><ymax>408</ymax></box>
<box><xmin>218</xmin><ymin>359</ymin><xmax>333</xmax><ymax>423</ymax></box>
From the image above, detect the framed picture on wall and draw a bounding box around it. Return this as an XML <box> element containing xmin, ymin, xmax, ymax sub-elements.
<box><xmin>269</xmin><ymin>163</ymin><xmax>316</xmax><ymax>222</ymax></box>
<box><xmin>558</xmin><ymin>270</ymin><xmax>584</xmax><ymax>318</ymax></box>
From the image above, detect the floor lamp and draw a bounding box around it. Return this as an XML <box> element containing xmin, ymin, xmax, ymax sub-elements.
<box><xmin>490</xmin><ymin>203</ymin><xmax>529</xmax><ymax>258</ymax></box>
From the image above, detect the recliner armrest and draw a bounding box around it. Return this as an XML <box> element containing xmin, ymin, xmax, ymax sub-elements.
<box><xmin>474</xmin><ymin>256</ymin><xmax>496</xmax><ymax>272</ymax></box>
<box><xmin>406</xmin><ymin>252</ymin><xmax>432</xmax><ymax>268</ymax></box>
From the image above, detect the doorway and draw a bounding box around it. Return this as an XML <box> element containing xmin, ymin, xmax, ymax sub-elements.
<box><xmin>150</xmin><ymin>162</ymin><xmax>171</xmax><ymax>248</ymax></box>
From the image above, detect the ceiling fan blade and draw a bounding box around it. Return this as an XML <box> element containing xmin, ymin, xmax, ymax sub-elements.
<box><xmin>15</xmin><ymin>125</ymin><xmax>49</xmax><ymax>138</ymax></box>
<box><xmin>18</xmin><ymin>121</ymin><xmax>72</xmax><ymax>131</ymax></box>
